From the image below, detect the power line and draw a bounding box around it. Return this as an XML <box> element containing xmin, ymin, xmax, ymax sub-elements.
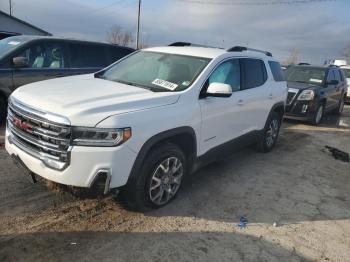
<box><xmin>174</xmin><ymin>0</ymin><xmax>337</xmax><ymax>5</ymax></box>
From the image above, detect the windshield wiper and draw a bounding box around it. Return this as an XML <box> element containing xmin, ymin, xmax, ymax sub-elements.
<box><xmin>114</xmin><ymin>79</ymin><xmax>151</xmax><ymax>90</ymax></box>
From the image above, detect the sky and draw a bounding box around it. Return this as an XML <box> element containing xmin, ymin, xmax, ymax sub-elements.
<box><xmin>1</xmin><ymin>0</ymin><xmax>349</xmax><ymax>64</ymax></box>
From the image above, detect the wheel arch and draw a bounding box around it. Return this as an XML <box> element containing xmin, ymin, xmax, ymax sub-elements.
<box><xmin>126</xmin><ymin>126</ymin><xmax>197</xmax><ymax>185</ymax></box>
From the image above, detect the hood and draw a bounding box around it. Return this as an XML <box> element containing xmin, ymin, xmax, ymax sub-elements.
<box><xmin>287</xmin><ymin>81</ymin><xmax>321</xmax><ymax>91</ymax></box>
<box><xmin>12</xmin><ymin>74</ymin><xmax>180</xmax><ymax>126</ymax></box>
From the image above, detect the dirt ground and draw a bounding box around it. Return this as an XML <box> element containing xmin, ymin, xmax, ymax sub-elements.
<box><xmin>0</xmin><ymin>106</ymin><xmax>349</xmax><ymax>262</ymax></box>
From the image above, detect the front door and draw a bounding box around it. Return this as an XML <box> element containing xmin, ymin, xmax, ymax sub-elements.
<box><xmin>199</xmin><ymin>59</ymin><xmax>246</xmax><ymax>155</ymax></box>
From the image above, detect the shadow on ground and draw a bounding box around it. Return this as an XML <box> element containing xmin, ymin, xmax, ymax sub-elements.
<box><xmin>0</xmin><ymin>231</ymin><xmax>311</xmax><ymax>262</ymax></box>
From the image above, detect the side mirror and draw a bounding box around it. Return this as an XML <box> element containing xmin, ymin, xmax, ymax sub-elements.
<box><xmin>206</xmin><ymin>83</ymin><xmax>233</xmax><ymax>98</ymax></box>
<box><xmin>12</xmin><ymin>57</ymin><xmax>28</xmax><ymax>68</ymax></box>
<box><xmin>326</xmin><ymin>79</ymin><xmax>339</xmax><ymax>86</ymax></box>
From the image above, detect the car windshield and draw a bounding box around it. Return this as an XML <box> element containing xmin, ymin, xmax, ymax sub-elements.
<box><xmin>285</xmin><ymin>66</ymin><xmax>326</xmax><ymax>85</ymax></box>
<box><xmin>101</xmin><ymin>51</ymin><xmax>211</xmax><ymax>92</ymax></box>
<box><xmin>342</xmin><ymin>69</ymin><xmax>350</xmax><ymax>78</ymax></box>
<box><xmin>0</xmin><ymin>37</ymin><xmax>26</xmax><ymax>59</ymax></box>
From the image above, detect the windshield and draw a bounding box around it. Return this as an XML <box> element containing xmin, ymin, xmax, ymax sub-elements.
<box><xmin>285</xmin><ymin>66</ymin><xmax>326</xmax><ymax>85</ymax></box>
<box><xmin>101</xmin><ymin>51</ymin><xmax>211</xmax><ymax>92</ymax></box>
<box><xmin>342</xmin><ymin>69</ymin><xmax>350</xmax><ymax>79</ymax></box>
<box><xmin>0</xmin><ymin>37</ymin><xmax>26</xmax><ymax>59</ymax></box>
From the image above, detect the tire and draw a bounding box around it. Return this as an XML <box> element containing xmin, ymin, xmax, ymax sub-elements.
<box><xmin>256</xmin><ymin>111</ymin><xmax>281</xmax><ymax>153</ymax></box>
<box><xmin>0</xmin><ymin>96</ymin><xmax>6</xmax><ymax>125</ymax></box>
<box><xmin>334</xmin><ymin>95</ymin><xmax>345</xmax><ymax>115</ymax></box>
<box><xmin>311</xmin><ymin>103</ymin><xmax>324</xmax><ymax>125</ymax></box>
<box><xmin>121</xmin><ymin>143</ymin><xmax>187</xmax><ymax>212</ymax></box>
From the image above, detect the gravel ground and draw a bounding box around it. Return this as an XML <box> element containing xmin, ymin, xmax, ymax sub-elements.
<box><xmin>0</xmin><ymin>106</ymin><xmax>350</xmax><ymax>262</ymax></box>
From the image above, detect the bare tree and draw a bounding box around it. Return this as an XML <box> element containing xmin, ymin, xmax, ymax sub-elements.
<box><xmin>283</xmin><ymin>48</ymin><xmax>300</xmax><ymax>65</ymax></box>
<box><xmin>106</xmin><ymin>25</ymin><xmax>134</xmax><ymax>47</ymax></box>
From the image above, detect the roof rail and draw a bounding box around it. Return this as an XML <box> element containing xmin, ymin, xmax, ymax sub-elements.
<box><xmin>227</xmin><ymin>46</ymin><xmax>273</xmax><ymax>57</ymax></box>
<box><xmin>168</xmin><ymin>42</ymin><xmax>221</xmax><ymax>49</ymax></box>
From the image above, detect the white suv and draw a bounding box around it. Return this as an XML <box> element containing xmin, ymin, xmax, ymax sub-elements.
<box><xmin>340</xmin><ymin>65</ymin><xmax>350</xmax><ymax>102</ymax></box>
<box><xmin>5</xmin><ymin>43</ymin><xmax>287</xmax><ymax>210</ymax></box>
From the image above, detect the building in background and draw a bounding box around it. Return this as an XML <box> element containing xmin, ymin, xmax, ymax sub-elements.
<box><xmin>0</xmin><ymin>10</ymin><xmax>51</xmax><ymax>40</ymax></box>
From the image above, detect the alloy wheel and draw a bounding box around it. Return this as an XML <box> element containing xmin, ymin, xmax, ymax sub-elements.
<box><xmin>149</xmin><ymin>156</ymin><xmax>184</xmax><ymax>206</ymax></box>
<box><xmin>266</xmin><ymin>119</ymin><xmax>279</xmax><ymax>148</ymax></box>
<box><xmin>315</xmin><ymin>105</ymin><xmax>324</xmax><ymax>124</ymax></box>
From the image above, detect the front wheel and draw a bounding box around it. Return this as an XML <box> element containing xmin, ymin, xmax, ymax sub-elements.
<box><xmin>256</xmin><ymin>111</ymin><xmax>281</xmax><ymax>153</ymax></box>
<box><xmin>121</xmin><ymin>143</ymin><xmax>187</xmax><ymax>211</ymax></box>
<box><xmin>311</xmin><ymin>103</ymin><xmax>324</xmax><ymax>125</ymax></box>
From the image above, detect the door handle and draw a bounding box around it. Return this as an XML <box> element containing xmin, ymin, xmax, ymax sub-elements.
<box><xmin>269</xmin><ymin>94</ymin><xmax>274</xmax><ymax>99</ymax></box>
<box><xmin>238</xmin><ymin>99</ymin><xmax>244</xmax><ymax>105</ymax></box>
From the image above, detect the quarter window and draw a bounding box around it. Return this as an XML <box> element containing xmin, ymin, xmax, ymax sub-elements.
<box><xmin>241</xmin><ymin>58</ymin><xmax>267</xmax><ymax>89</ymax></box>
<box><xmin>208</xmin><ymin>59</ymin><xmax>241</xmax><ymax>91</ymax></box>
<box><xmin>268</xmin><ymin>61</ymin><xmax>285</xmax><ymax>82</ymax></box>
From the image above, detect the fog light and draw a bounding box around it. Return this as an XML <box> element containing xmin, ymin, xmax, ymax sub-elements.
<box><xmin>302</xmin><ymin>104</ymin><xmax>308</xmax><ymax>113</ymax></box>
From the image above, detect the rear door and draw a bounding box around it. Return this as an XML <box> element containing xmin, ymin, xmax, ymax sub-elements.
<box><xmin>12</xmin><ymin>40</ymin><xmax>70</xmax><ymax>89</ymax></box>
<box><xmin>324</xmin><ymin>69</ymin><xmax>339</xmax><ymax>110</ymax></box>
<box><xmin>238</xmin><ymin>58</ymin><xmax>272</xmax><ymax>132</ymax></box>
<box><xmin>68</xmin><ymin>42</ymin><xmax>108</xmax><ymax>75</ymax></box>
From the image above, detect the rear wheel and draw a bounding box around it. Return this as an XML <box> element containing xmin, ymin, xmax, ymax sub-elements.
<box><xmin>121</xmin><ymin>143</ymin><xmax>186</xmax><ymax>211</ymax></box>
<box><xmin>0</xmin><ymin>97</ymin><xmax>6</xmax><ymax>125</ymax></box>
<box><xmin>311</xmin><ymin>103</ymin><xmax>324</xmax><ymax>125</ymax></box>
<box><xmin>334</xmin><ymin>95</ymin><xmax>345</xmax><ymax>115</ymax></box>
<box><xmin>256</xmin><ymin>111</ymin><xmax>281</xmax><ymax>153</ymax></box>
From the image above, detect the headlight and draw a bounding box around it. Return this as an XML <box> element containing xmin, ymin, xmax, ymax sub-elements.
<box><xmin>72</xmin><ymin>127</ymin><xmax>131</xmax><ymax>147</ymax></box>
<box><xmin>297</xmin><ymin>90</ymin><xmax>314</xmax><ymax>101</ymax></box>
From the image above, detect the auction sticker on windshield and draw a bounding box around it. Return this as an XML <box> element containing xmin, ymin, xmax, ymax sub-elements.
<box><xmin>152</xmin><ymin>79</ymin><xmax>178</xmax><ymax>90</ymax></box>
<box><xmin>310</xmin><ymin>78</ymin><xmax>322</xmax><ymax>83</ymax></box>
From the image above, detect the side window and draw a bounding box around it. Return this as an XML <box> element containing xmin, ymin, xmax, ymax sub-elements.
<box><xmin>336</xmin><ymin>70</ymin><xmax>343</xmax><ymax>82</ymax></box>
<box><xmin>16</xmin><ymin>42</ymin><xmax>66</xmax><ymax>68</ymax></box>
<box><xmin>268</xmin><ymin>61</ymin><xmax>285</xmax><ymax>82</ymax></box>
<box><xmin>208</xmin><ymin>59</ymin><xmax>240</xmax><ymax>91</ymax></box>
<box><xmin>69</xmin><ymin>43</ymin><xmax>107</xmax><ymax>68</ymax></box>
<box><xmin>241</xmin><ymin>58</ymin><xmax>267</xmax><ymax>89</ymax></box>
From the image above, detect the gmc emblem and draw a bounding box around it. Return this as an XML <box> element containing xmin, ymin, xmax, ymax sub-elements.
<box><xmin>12</xmin><ymin>116</ymin><xmax>33</xmax><ymax>132</ymax></box>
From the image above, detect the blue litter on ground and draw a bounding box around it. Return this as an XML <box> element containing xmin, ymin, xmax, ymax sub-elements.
<box><xmin>237</xmin><ymin>216</ymin><xmax>248</xmax><ymax>229</ymax></box>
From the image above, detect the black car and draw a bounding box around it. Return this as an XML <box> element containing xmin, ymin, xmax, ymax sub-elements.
<box><xmin>284</xmin><ymin>65</ymin><xmax>347</xmax><ymax>125</ymax></box>
<box><xmin>0</xmin><ymin>36</ymin><xmax>134</xmax><ymax>123</ymax></box>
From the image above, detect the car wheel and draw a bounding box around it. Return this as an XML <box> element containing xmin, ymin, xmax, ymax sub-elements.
<box><xmin>121</xmin><ymin>143</ymin><xmax>186</xmax><ymax>211</ymax></box>
<box><xmin>0</xmin><ymin>97</ymin><xmax>7</xmax><ymax>125</ymax></box>
<box><xmin>257</xmin><ymin>111</ymin><xmax>281</xmax><ymax>153</ymax></box>
<box><xmin>335</xmin><ymin>95</ymin><xmax>345</xmax><ymax>115</ymax></box>
<box><xmin>311</xmin><ymin>103</ymin><xmax>324</xmax><ymax>125</ymax></box>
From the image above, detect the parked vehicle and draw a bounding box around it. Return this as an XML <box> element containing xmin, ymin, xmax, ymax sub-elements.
<box><xmin>0</xmin><ymin>36</ymin><xmax>134</xmax><ymax>123</ymax></box>
<box><xmin>340</xmin><ymin>65</ymin><xmax>350</xmax><ymax>103</ymax></box>
<box><xmin>5</xmin><ymin>44</ymin><xmax>287</xmax><ymax>211</ymax></box>
<box><xmin>284</xmin><ymin>65</ymin><xmax>347</xmax><ymax>125</ymax></box>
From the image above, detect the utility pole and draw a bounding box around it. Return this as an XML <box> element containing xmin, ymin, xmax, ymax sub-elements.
<box><xmin>136</xmin><ymin>0</ymin><xmax>141</xmax><ymax>49</ymax></box>
<box><xmin>9</xmin><ymin>0</ymin><xmax>12</xmax><ymax>16</ymax></box>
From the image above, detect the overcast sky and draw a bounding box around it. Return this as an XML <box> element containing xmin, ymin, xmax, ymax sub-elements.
<box><xmin>1</xmin><ymin>0</ymin><xmax>349</xmax><ymax>64</ymax></box>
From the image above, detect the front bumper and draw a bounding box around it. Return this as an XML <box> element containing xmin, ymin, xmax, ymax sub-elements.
<box><xmin>5</xmin><ymin>128</ymin><xmax>137</xmax><ymax>189</ymax></box>
<box><xmin>284</xmin><ymin>100</ymin><xmax>318</xmax><ymax>122</ymax></box>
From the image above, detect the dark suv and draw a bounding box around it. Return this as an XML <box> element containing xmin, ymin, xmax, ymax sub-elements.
<box><xmin>0</xmin><ymin>36</ymin><xmax>134</xmax><ymax>123</ymax></box>
<box><xmin>284</xmin><ymin>65</ymin><xmax>347</xmax><ymax>125</ymax></box>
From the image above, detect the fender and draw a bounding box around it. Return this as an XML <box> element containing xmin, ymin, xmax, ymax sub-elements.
<box><xmin>126</xmin><ymin>126</ymin><xmax>197</xmax><ymax>184</ymax></box>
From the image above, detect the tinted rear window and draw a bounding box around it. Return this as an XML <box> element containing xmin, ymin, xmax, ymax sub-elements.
<box><xmin>268</xmin><ymin>61</ymin><xmax>285</xmax><ymax>82</ymax></box>
<box><xmin>108</xmin><ymin>46</ymin><xmax>134</xmax><ymax>64</ymax></box>
<box><xmin>241</xmin><ymin>58</ymin><xmax>267</xmax><ymax>89</ymax></box>
<box><xmin>69</xmin><ymin>43</ymin><xmax>108</xmax><ymax>68</ymax></box>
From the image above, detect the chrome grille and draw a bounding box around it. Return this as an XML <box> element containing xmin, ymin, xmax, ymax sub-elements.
<box><xmin>286</xmin><ymin>88</ymin><xmax>299</xmax><ymax>105</ymax></box>
<box><xmin>7</xmin><ymin>98</ymin><xmax>72</xmax><ymax>170</ymax></box>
